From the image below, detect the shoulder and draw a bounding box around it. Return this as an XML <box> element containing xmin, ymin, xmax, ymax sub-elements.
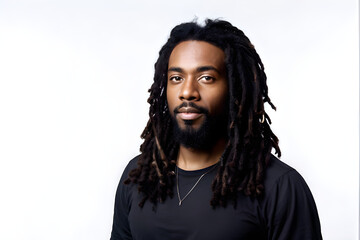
<box><xmin>115</xmin><ymin>155</ymin><xmax>140</xmax><ymax>198</ymax></box>
<box><xmin>261</xmin><ymin>155</ymin><xmax>317</xmax><ymax>209</ymax></box>
<box><xmin>111</xmin><ymin>156</ymin><xmax>140</xmax><ymax>240</ymax></box>
<box><xmin>119</xmin><ymin>155</ymin><xmax>141</xmax><ymax>183</ymax></box>
<box><xmin>260</xmin><ymin>155</ymin><xmax>322</xmax><ymax>239</ymax></box>
<box><xmin>122</xmin><ymin>155</ymin><xmax>140</xmax><ymax>177</ymax></box>
<box><xmin>263</xmin><ymin>155</ymin><xmax>305</xmax><ymax>193</ymax></box>
<box><xmin>114</xmin><ymin>155</ymin><xmax>141</xmax><ymax>207</ymax></box>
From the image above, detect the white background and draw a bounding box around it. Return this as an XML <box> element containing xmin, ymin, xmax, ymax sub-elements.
<box><xmin>0</xmin><ymin>0</ymin><xmax>358</xmax><ymax>239</ymax></box>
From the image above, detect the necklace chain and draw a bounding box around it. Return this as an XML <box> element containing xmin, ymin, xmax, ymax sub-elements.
<box><xmin>176</xmin><ymin>163</ymin><xmax>218</xmax><ymax>206</ymax></box>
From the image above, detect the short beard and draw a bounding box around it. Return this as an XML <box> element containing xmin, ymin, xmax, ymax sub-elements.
<box><xmin>172</xmin><ymin>104</ymin><xmax>227</xmax><ymax>150</ymax></box>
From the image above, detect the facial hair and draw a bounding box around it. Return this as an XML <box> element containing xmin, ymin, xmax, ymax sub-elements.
<box><xmin>172</xmin><ymin>102</ymin><xmax>227</xmax><ymax>150</ymax></box>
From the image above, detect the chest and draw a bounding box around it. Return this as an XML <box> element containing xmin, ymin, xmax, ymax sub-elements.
<box><xmin>128</xmin><ymin>175</ymin><xmax>266</xmax><ymax>240</ymax></box>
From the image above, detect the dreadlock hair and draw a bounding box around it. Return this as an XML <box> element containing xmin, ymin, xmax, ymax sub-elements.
<box><xmin>124</xmin><ymin>19</ymin><xmax>281</xmax><ymax>208</ymax></box>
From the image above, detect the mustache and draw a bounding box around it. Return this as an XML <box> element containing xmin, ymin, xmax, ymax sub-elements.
<box><xmin>173</xmin><ymin>102</ymin><xmax>209</xmax><ymax>114</ymax></box>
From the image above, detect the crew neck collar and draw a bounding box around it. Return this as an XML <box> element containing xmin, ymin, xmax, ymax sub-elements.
<box><xmin>176</xmin><ymin>162</ymin><xmax>220</xmax><ymax>176</ymax></box>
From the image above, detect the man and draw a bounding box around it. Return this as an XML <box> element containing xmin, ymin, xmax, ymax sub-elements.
<box><xmin>110</xmin><ymin>19</ymin><xmax>322</xmax><ymax>240</ymax></box>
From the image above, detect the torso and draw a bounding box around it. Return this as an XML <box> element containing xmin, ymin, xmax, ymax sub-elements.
<box><xmin>128</xmin><ymin>164</ymin><xmax>266</xmax><ymax>240</ymax></box>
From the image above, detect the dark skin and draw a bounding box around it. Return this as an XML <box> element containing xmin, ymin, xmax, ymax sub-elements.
<box><xmin>166</xmin><ymin>40</ymin><xmax>228</xmax><ymax>170</ymax></box>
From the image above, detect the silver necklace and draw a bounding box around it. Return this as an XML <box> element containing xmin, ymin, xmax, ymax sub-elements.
<box><xmin>176</xmin><ymin>163</ymin><xmax>218</xmax><ymax>206</ymax></box>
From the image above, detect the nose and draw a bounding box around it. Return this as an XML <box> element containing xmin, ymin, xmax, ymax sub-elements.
<box><xmin>179</xmin><ymin>78</ymin><xmax>200</xmax><ymax>101</ymax></box>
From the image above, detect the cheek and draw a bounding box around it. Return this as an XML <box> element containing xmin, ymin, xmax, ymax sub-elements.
<box><xmin>166</xmin><ymin>89</ymin><xmax>177</xmax><ymax>116</ymax></box>
<box><xmin>215</xmin><ymin>94</ymin><xmax>228</xmax><ymax>114</ymax></box>
<box><xmin>206</xmin><ymin>86</ymin><xmax>228</xmax><ymax>115</ymax></box>
<box><xmin>201</xmin><ymin>93</ymin><xmax>226</xmax><ymax>115</ymax></box>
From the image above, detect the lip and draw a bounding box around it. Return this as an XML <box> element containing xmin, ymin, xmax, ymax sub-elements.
<box><xmin>177</xmin><ymin>107</ymin><xmax>201</xmax><ymax>113</ymax></box>
<box><xmin>176</xmin><ymin>107</ymin><xmax>202</xmax><ymax>120</ymax></box>
<box><xmin>177</xmin><ymin>112</ymin><xmax>202</xmax><ymax>120</ymax></box>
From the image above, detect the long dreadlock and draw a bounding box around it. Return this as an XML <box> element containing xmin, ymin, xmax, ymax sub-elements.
<box><xmin>124</xmin><ymin>19</ymin><xmax>281</xmax><ymax>208</ymax></box>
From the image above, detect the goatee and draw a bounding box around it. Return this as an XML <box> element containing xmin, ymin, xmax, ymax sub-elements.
<box><xmin>172</xmin><ymin>103</ymin><xmax>227</xmax><ymax>150</ymax></box>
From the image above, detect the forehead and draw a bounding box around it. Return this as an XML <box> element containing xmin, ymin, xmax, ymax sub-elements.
<box><xmin>168</xmin><ymin>41</ymin><xmax>225</xmax><ymax>70</ymax></box>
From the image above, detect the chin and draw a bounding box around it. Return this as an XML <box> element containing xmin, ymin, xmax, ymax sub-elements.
<box><xmin>173</xmin><ymin>116</ymin><xmax>226</xmax><ymax>150</ymax></box>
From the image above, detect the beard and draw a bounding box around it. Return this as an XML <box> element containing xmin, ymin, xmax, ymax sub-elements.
<box><xmin>171</xmin><ymin>102</ymin><xmax>228</xmax><ymax>150</ymax></box>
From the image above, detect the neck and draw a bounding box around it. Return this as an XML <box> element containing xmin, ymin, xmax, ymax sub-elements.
<box><xmin>177</xmin><ymin>138</ymin><xmax>227</xmax><ymax>171</ymax></box>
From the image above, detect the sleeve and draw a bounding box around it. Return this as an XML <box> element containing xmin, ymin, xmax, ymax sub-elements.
<box><xmin>263</xmin><ymin>170</ymin><xmax>322</xmax><ymax>240</ymax></box>
<box><xmin>110</xmin><ymin>158</ymin><xmax>138</xmax><ymax>240</ymax></box>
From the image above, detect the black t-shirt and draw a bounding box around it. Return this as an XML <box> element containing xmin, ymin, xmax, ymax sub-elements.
<box><xmin>110</xmin><ymin>155</ymin><xmax>322</xmax><ymax>240</ymax></box>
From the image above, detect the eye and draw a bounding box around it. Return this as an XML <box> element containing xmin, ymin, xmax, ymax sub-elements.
<box><xmin>199</xmin><ymin>75</ymin><xmax>215</xmax><ymax>83</ymax></box>
<box><xmin>169</xmin><ymin>76</ymin><xmax>182</xmax><ymax>82</ymax></box>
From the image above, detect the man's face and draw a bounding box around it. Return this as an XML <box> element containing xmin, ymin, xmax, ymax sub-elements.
<box><xmin>166</xmin><ymin>40</ymin><xmax>228</xmax><ymax>149</ymax></box>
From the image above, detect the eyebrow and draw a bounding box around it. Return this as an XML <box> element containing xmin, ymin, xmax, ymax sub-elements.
<box><xmin>168</xmin><ymin>66</ymin><xmax>220</xmax><ymax>74</ymax></box>
<box><xmin>168</xmin><ymin>67</ymin><xmax>184</xmax><ymax>73</ymax></box>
